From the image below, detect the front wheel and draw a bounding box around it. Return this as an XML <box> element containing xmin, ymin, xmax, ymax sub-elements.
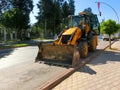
<box><xmin>78</xmin><ymin>41</ymin><xmax>88</xmax><ymax>58</ymax></box>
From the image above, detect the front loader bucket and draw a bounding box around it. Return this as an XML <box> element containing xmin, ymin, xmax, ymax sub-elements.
<box><xmin>35</xmin><ymin>43</ymin><xmax>80</xmax><ymax>67</ymax></box>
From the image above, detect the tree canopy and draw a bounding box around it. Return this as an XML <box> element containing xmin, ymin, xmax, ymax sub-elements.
<box><xmin>101</xmin><ymin>19</ymin><xmax>118</xmax><ymax>35</ymax></box>
<box><xmin>0</xmin><ymin>0</ymin><xmax>33</xmax><ymax>40</ymax></box>
<box><xmin>0</xmin><ymin>0</ymin><xmax>76</xmax><ymax>39</ymax></box>
<box><xmin>36</xmin><ymin>0</ymin><xmax>75</xmax><ymax>38</ymax></box>
<box><xmin>101</xmin><ymin>19</ymin><xmax>119</xmax><ymax>48</ymax></box>
<box><xmin>69</xmin><ymin>0</ymin><xmax>75</xmax><ymax>15</ymax></box>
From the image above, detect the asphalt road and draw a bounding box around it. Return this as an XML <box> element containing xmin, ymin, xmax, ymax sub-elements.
<box><xmin>0</xmin><ymin>46</ymin><xmax>38</xmax><ymax>69</ymax></box>
<box><xmin>0</xmin><ymin>46</ymin><xmax>67</xmax><ymax>90</ymax></box>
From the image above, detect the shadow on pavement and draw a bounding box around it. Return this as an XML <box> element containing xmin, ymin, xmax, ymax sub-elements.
<box><xmin>0</xmin><ymin>49</ymin><xmax>14</xmax><ymax>59</ymax></box>
<box><xmin>89</xmin><ymin>50</ymin><xmax>120</xmax><ymax>65</ymax></box>
<box><xmin>76</xmin><ymin>65</ymin><xmax>97</xmax><ymax>75</ymax></box>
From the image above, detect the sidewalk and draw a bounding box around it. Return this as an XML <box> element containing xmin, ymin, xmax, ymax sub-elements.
<box><xmin>53</xmin><ymin>40</ymin><xmax>120</xmax><ymax>90</ymax></box>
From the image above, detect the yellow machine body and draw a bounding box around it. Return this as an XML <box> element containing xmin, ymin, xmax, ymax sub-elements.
<box><xmin>54</xmin><ymin>27</ymin><xmax>82</xmax><ymax>45</ymax></box>
<box><xmin>35</xmin><ymin>9</ymin><xmax>100</xmax><ymax>67</ymax></box>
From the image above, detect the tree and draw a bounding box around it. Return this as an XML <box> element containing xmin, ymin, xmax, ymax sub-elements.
<box><xmin>1</xmin><ymin>10</ymin><xmax>14</xmax><ymax>28</ymax></box>
<box><xmin>12</xmin><ymin>0</ymin><xmax>33</xmax><ymax>40</ymax></box>
<box><xmin>31</xmin><ymin>24</ymin><xmax>44</xmax><ymax>38</ymax></box>
<box><xmin>36</xmin><ymin>0</ymin><xmax>64</xmax><ymax>38</ymax></box>
<box><xmin>117</xmin><ymin>23</ymin><xmax>120</xmax><ymax>31</ymax></box>
<box><xmin>0</xmin><ymin>0</ymin><xmax>33</xmax><ymax>40</ymax></box>
<box><xmin>101</xmin><ymin>19</ymin><xmax>119</xmax><ymax>49</ymax></box>
<box><xmin>0</xmin><ymin>0</ymin><xmax>11</xmax><ymax>26</ymax></box>
<box><xmin>62</xmin><ymin>1</ymin><xmax>69</xmax><ymax>18</ymax></box>
<box><xmin>0</xmin><ymin>0</ymin><xmax>11</xmax><ymax>12</ymax></box>
<box><xmin>53</xmin><ymin>0</ymin><xmax>62</xmax><ymax>34</ymax></box>
<box><xmin>36</xmin><ymin>0</ymin><xmax>76</xmax><ymax>38</ymax></box>
<box><xmin>36</xmin><ymin>0</ymin><xmax>54</xmax><ymax>38</ymax></box>
<box><xmin>68</xmin><ymin>0</ymin><xmax>75</xmax><ymax>15</ymax></box>
<box><xmin>1</xmin><ymin>9</ymin><xmax>15</xmax><ymax>41</ymax></box>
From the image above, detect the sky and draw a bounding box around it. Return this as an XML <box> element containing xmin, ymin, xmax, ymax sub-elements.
<box><xmin>30</xmin><ymin>0</ymin><xmax>120</xmax><ymax>24</ymax></box>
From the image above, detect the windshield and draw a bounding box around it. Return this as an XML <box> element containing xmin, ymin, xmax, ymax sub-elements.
<box><xmin>68</xmin><ymin>16</ymin><xmax>80</xmax><ymax>28</ymax></box>
<box><xmin>67</xmin><ymin>16</ymin><xmax>86</xmax><ymax>28</ymax></box>
<box><xmin>63</xmin><ymin>16</ymin><xmax>85</xmax><ymax>28</ymax></box>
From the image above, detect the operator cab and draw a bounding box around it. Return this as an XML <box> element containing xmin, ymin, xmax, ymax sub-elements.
<box><xmin>63</xmin><ymin>9</ymin><xmax>100</xmax><ymax>35</ymax></box>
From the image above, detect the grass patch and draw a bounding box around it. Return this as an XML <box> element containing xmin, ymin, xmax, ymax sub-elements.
<box><xmin>11</xmin><ymin>43</ymin><xmax>29</xmax><ymax>47</ymax></box>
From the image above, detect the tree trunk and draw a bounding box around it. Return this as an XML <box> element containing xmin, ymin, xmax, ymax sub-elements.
<box><xmin>109</xmin><ymin>35</ymin><xmax>111</xmax><ymax>49</ymax></box>
<box><xmin>4</xmin><ymin>28</ymin><xmax>6</xmax><ymax>42</ymax></box>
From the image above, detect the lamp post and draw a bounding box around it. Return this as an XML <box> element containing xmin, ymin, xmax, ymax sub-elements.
<box><xmin>95</xmin><ymin>2</ymin><xmax>119</xmax><ymax>23</ymax></box>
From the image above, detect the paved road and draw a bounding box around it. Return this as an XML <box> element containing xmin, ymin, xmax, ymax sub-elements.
<box><xmin>0</xmin><ymin>46</ymin><xmax>38</xmax><ymax>69</ymax></box>
<box><xmin>0</xmin><ymin>46</ymin><xmax>67</xmax><ymax>90</ymax></box>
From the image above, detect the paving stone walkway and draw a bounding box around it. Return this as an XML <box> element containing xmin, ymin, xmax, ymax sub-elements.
<box><xmin>53</xmin><ymin>40</ymin><xmax>120</xmax><ymax>90</ymax></box>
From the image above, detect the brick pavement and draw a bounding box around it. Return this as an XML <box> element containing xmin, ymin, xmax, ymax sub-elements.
<box><xmin>53</xmin><ymin>40</ymin><xmax>120</xmax><ymax>90</ymax></box>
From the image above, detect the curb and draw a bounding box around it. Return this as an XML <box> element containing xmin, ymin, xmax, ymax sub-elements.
<box><xmin>36</xmin><ymin>41</ymin><xmax>116</xmax><ymax>90</ymax></box>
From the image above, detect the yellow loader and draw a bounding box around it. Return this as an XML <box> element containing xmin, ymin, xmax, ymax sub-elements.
<box><xmin>35</xmin><ymin>8</ymin><xmax>100</xmax><ymax>67</ymax></box>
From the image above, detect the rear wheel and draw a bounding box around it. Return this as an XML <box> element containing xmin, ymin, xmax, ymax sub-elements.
<box><xmin>78</xmin><ymin>41</ymin><xmax>88</xmax><ymax>58</ymax></box>
<box><xmin>89</xmin><ymin>36</ymin><xmax>97</xmax><ymax>51</ymax></box>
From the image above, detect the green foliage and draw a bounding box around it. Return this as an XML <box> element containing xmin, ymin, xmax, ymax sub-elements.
<box><xmin>0</xmin><ymin>0</ymin><xmax>13</xmax><ymax>26</ymax></box>
<box><xmin>11</xmin><ymin>0</ymin><xmax>33</xmax><ymax>30</ymax></box>
<box><xmin>36</xmin><ymin>0</ymin><xmax>75</xmax><ymax>38</ymax></box>
<box><xmin>101</xmin><ymin>19</ymin><xmax>119</xmax><ymax>35</ymax></box>
<box><xmin>12</xmin><ymin>0</ymin><xmax>33</xmax><ymax>14</ymax></box>
<box><xmin>1</xmin><ymin>8</ymin><xmax>30</xmax><ymax>34</ymax></box>
<box><xmin>101</xmin><ymin>19</ymin><xmax>119</xmax><ymax>49</ymax></box>
<box><xmin>31</xmin><ymin>24</ymin><xmax>44</xmax><ymax>38</ymax></box>
<box><xmin>0</xmin><ymin>23</ymin><xmax>3</xmax><ymax>29</ymax></box>
<box><xmin>0</xmin><ymin>0</ymin><xmax>33</xmax><ymax>40</ymax></box>
<box><xmin>1</xmin><ymin>9</ymin><xmax>14</xmax><ymax>28</ymax></box>
<box><xmin>116</xmin><ymin>23</ymin><xmax>120</xmax><ymax>31</ymax></box>
<box><xmin>62</xmin><ymin>1</ymin><xmax>69</xmax><ymax>18</ymax></box>
<box><xmin>0</xmin><ymin>0</ymin><xmax>11</xmax><ymax>11</ymax></box>
<box><xmin>68</xmin><ymin>0</ymin><xmax>75</xmax><ymax>15</ymax></box>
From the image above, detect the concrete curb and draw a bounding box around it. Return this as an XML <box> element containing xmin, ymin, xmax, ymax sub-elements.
<box><xmin>36</xmin><ymin>41</ymin><xmax>116</xmax><ymax>90</ymax></box>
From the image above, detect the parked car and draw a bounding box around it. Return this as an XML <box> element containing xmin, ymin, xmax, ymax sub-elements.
<box><xmin>102</xmin><ymin>34</ymin><xmax>115</xmax><ymax>41</ymax></box>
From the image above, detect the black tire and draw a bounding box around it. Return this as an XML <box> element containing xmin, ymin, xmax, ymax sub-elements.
<box><xmin>72</xmin><ymin>48</ymin><xmax>80</xmax><ymax>66</ymax></box>
<box><xmin>78</xmin><ymin>41</ymin><xmax>88</xmax><ymax>58</ymax></box>
<box><xmin>89</xmin><ymin>36</ymin><xmax>97</xmax><ymax>51</ymax></box>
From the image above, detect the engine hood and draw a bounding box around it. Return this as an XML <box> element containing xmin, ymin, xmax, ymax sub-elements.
<box><xmin>62</xmin><ymin>27</ymin><xmax>77</xmax><ymax>35</ymax></box>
